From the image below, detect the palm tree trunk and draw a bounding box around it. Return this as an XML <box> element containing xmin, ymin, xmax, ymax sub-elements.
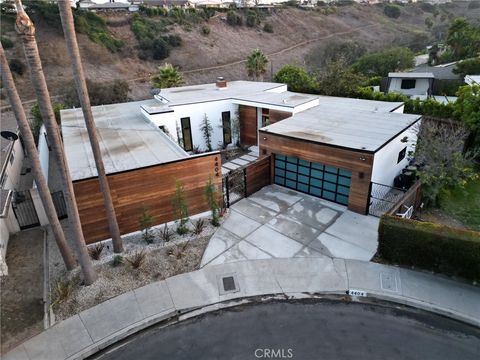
<box><xmin>14</xmin><ymin>0</ymin><xmax>96</xmax><ymax>285</ymax></box>
<box><xmin>57</xmin><ymin>0</ymin><xmax>123</xmax><ymax>253</ymax></box>
<box><xmin>0</xmin><ymin>44</ymin><xmax>76</xmax><ymax>270</ymax></box>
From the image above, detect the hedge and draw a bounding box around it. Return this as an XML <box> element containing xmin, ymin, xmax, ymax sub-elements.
<box><xmin>378</xmin><ymin>215</ymin><xmax>480</xmax><ymax>282</ymax></box>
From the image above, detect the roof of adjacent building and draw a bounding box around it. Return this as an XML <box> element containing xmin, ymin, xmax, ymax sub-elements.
<box><xmin>0</xmin><ymin>111</ymin><xmax>18</xmax><ymax>182</ymax></box>
<box><xmin>260</xmin><ymin>97</ymin><xmax>420</xmax><ymax>153</ymax></box>
<box><xmin>389</xmin><ymin>72</ymin><xmax>434</xmax><ymax>79</ymax></box>
<box><xmin>465</xmin><ymin>75</ymin><xmax>480</xmax><ymax>85</ymax></box>
<box><xmin>155</xmin><ymin>81</ymin><xmax>287</xmax><ymax>107</ymax></box>
<box><xmin>233</xmin><ymin>90</ymin><xmax>318</xmax><ymax>109</ymax></box>
<box><xmin>410</xmin><ymin>62</ymin><xmax>460</xmax><ymax>80</ymax></box>
<box><xmin>60</xmin><ymin>100</ymin><xmax>188</xmax><ymax>181</ymax></box>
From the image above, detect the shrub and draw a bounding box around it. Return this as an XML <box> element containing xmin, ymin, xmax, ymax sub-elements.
<box><xmin>164</xmin><ymin>34</ymin><xmax>182</xmax><ymax>47</ymax></box>
<box><xmin>172</xmin><ymin>180</ymin><xmax>189</xmax><ymax>235</ymax></box>
<box><xmin>111</xmin><ymin>255</ymin><xmax>124</xmax><ymax>267</ymax></box>
<box><xmin>160</xmin><ymin>223</ymin><xmax>174</xmax><ymax>243</ymax></box>
<box><xmin>201</xmin><ymin>25</ymin><xmax>211</xmax><ymax>36</ymax></box>
<box><xmin>88</xmin><ymin>243</ymin><xmax>105</xmax><ymax>260</ymax></box>
<box><xmin>378</xmin><ymin>215</ymin><xmax>480</xmax><ymax>282</ymax></box>
<box><xmin>384</xmin><ymin>4</ymin><xmax>401</xmax><ymax>19</ymax></box>
<box><xmin>274</xmin><ymin>64</ymin><xmax>318</xmax><ymax>93</ymax></box>
<box><xmin>199</xmin><ymin>114</ymin><xmax>213</xmax><ymax>151</ymax></box>
<box><xmin>152</xmin><ymin>37</ymin><xmax>170</xmax><ymax>60</ymax></box>
<box><xmin>139</xmin><ymin>207</ymin><xmax>155</xmax><ymax>244</ymax></box>
<box><xmin>226</xmin><ymin>10</ymin><xmax>242</xmax><ymax>26</ymax></box>
<box><xmin>193</xmin><ymin>218</ymin><xmax>206</xmax><ymax>235</ymax></box>
<box><xmin>127</xmin><ymin>250</ymin><xmax>146</xmax><ymax>269</ymax></box>
<box><xmin>9</xmin><ymin>59</ymin><xmax>25</xmax><ymax>76</ymax></box>
<box><xmin>246</xmin><ymin>10</ymin><xmax>260</xmax><ymax>28</ymax></box>
<box><xmin>30</xmin><ymin>102</ymin><xmax>64</xmax><ymax>142</ymax></box>
<box><xmin>1</xmin><ymin>36</ymin><xmax>13</xmax><ymax>49</ymax></box>
<box><xmin>263</xmin><ymin>22</ymin><xmax>273</xmax><ymax>33</ymax></box>
<box><xmin>51</xmin><ymin>277</ymin><xmax>76</xmax><ymax>307</ymax></box>
<box><xmin>62</xmin><ymin>79</ymin><xmax>130</xmax><ymax>107</ymax></box>
<box><xmin>74</xmin><ymin>10</ymin><xmax>124</xmax><ymax>52</ymax></box>
<box><xmin>205</xmin><ymin>175</ymin><xmax>220</xmax><ymax>226</ymax></box>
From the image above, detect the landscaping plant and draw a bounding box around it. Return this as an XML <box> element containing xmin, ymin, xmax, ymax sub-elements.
<box><xmin>126</xmin><ymin>250</ymin><xmax>146</xmax><ymax>269</ymax></box>
<box><xmin>88</xmin><ymin>243</ymin><xmax>105</xmax><ymax>260</ymax></box>
<box><xmin>51</xmin><ymin>277</ymin><xmax>77</xmax><ymax>308</ymax></box>
<box><xmin>200</xmin><ymin>113</ymin><xmax>213</xmax><ymax>152</ymax></box>
<box><xmin>205</xmin><ymin>175</ymin><xmax>220</xmax><ymax>226</ymax></box>
<box><xmin>111</xmin><ymin>255</ymin><xmax>124</xmax><ymax>267</ymax></box>
<box><xmin>160</xmin><ymin>223</ymin><xmax>174</xmax><ymax>243</ymax></box>
<box><xmin>139</xmin><ymin>206</ymin><xmax>155</xmax><ymax>244</ymax></box>
<box><xmin>193</xmin><ymin>218</ymin><xmax>206</xmax><ymax>235</ymax></box>
<box><xmin>172</xmin><ymin>180</ymin><xmax>190</xmax><ymax>235</ymax></box>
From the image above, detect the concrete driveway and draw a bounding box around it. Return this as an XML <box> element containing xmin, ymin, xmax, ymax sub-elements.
<box><xmin>201</xmin><ymin>185</ymin><xmax>379</xmax><ymax>267</ymax></box>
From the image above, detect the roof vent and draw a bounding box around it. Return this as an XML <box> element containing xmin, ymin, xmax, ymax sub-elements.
<box><xmin>216</xmin><ymin>76</ymin><xmax>227</xmax><ymax>89</ymax></box>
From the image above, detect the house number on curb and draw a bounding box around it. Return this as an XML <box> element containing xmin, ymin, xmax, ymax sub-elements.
<box><xmin>347</xmin><ymin>289</ymin><xmax>367</xmax><ymax>297</ymax></box>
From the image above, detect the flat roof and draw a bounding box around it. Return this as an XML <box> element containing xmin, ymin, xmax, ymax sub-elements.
<box><xmin>316</xmin><ymin>96</ymin><xmax>404</xmax><ymax>113</ymax></box>
<box><xmin>389</xmin><ymin>72</ymin><xmax>434</xmax><ymax>79</ymax></box>
<box><xmin>260</xmin><ymin>99</ymin><xmax>421</xmax><ymax>153</ymax></box>
<box><xmin>232</xmin><ymin>91</ymin><xmax>318</xmax><ymax>109</ymax></box>
<box><xmin>61</xmin><ymin>100</ymin><xmax>188</xmax><ymax>181</ymax></box>
<box><xmin>156</xmin><ymin>81</ymin><xmax>286</xmax><ymax>106</ymax></box>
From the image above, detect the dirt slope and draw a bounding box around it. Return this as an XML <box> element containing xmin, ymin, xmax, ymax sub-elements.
<box><xmin>1</xmin><ymin>2</ymin><xmax>479</xmax><ymax>105</ymax></box>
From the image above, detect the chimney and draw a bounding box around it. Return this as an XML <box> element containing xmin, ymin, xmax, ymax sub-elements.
<box><xmin>216</xmin><ymin>76</ymin><xmax>227</xmax><ymax>89</ymax></box>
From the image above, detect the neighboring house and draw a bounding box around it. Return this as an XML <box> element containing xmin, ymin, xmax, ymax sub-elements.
<box><xmin>140</xmin><ymin>0</ymin><xmax>195</xmax><ymax>9</ymax></box>
<box><xmin>0</xmin><ymin>117</ymin><xmax>26</xmax><ymax>275</ymax></box>
<box><xmin>77</xmin><ymin>0</ymin><xmax>138</xmax><ymax>11</ymax></box>
<box><xmin>465</xmin><ymin>75</ymin><xmax>480</xmax><ymax>86</ymax></box>
<box><xmin>386</xmin><ymin>72</ymin><xmax>435</xmax><ymax>97</ymax></box>
<box><xmin>56</xmin><ymin>79</ymin><xmax>420</xmax><ymax>243</ymax></box>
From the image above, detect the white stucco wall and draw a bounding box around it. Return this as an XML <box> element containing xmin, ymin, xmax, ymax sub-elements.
<box><xmin>36</xmin><ymin>125</ymin><xmax>50</xmax><ymax>185</ymax></box>
<box><xmin>1</xmin><ymin>139</ymin><xmax>25</xmax><ymax>190</ymax></box>
<box><xmin>388</xmin><ymin>78</ymin><xmax>431</xmax><ymax>97</ymax></box>
<box><xmin>0</xmin><ymin>195</ymin><xmax>20</xmax><ymax>276</ymax></box>
<box><xmin>371</xmin><ymin>122</ymin><xmax>418</xmax><ymax>186</ymax></box>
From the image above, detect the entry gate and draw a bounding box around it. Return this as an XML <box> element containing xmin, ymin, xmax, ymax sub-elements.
<box><xmin>223</xmin><ymin>168</ymin><xmax>246</xmax><ymax>208</ymax></box>
<box><xmin>12</xmin><ymin>190</ymin><xmax>40</xmax><ymax>230</ymax></box>
<box><xmin>368</xmin><ymin>182</ymin><xmax>406</xmax><ymax>217</ymax></box>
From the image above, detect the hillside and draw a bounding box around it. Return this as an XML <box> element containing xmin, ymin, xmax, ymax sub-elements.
<box><xmin>1</xmin><ymin>1</ymin><xmax>480</xmax><ymax>105</ymax></box>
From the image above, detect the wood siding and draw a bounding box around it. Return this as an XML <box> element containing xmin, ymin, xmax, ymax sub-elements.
<box><xmin>246</xmin><ymin>156</ymin><xmax>271</xmax><ymax>196</ymax></box>
<box><xmin>269</xmin><ymin>110</ymin><xmax>291</xmax><ymax>124</ymax></box>
<box><xmin>239</xmin><ymin>105</ymin><xmax>257</xmax><ymax>146</ymax></box>
<box><xmin>73</xmin><ymin>153</ymin><xmax>222</xmax><ymax>244</ymax></box>
<box><xmin>259</xmin><ymin>132</ymin><xmax>374</xmax><ymax>214</ymax></box>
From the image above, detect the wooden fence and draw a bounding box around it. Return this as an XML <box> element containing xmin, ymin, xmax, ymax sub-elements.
<box><xmin>245</xmin><ymin>156</ymin><xmax>271</xmax><ymax>197</ymax></box>
<box><xmin>387</xmin><ymin>180</ymin><xmax>422</xmax><ymax>217</ymax></box>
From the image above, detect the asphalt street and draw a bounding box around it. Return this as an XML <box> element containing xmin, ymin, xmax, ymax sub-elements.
<box><xmin>94</xmin><ymin>300</ymin><xmax>480</xmax><ymax>360</ymax></box>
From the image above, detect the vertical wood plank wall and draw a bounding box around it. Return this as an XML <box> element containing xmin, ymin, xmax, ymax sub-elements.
<box><xmin>245</xmin><ymin>156</ymin><xmax>272</xmax><ymax>196</ymax></box>
<box><xmin>73</xmin><ymin>153</ymin><xmax>222</xmax><ymax>244</ymax></box>
<box><xmin>269</xmin><ymin>110</ymin><xmax>292</xmax><ymax>124</ymax></box>
<box><xmin>259</xmin><ymin>132</ymin><xmax>374</xmax><ymax>214</ymax></box>
<box><xmin>239</xmin><ymin>105</ymin><xmax>257</xmax><ymax>146</ymax></box>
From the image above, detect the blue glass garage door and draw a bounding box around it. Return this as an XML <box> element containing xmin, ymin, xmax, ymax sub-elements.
<box><xmin>274</xmin><ymin>154</ymin><xmax>351</xmax><ymax>206</ymax></box>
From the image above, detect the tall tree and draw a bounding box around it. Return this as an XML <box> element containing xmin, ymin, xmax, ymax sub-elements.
<box><xmin>0</xmin><ymin>44</ymin><xmax>76</xmax><ymax>271</ymax></box>
<box><xmin>14</xmin><ymin>0</ymin><xmax>97</xmax><ymax>284</ymax></box>
<box><xmin>57</xmin><ymin>0</ymin><xmax>123</xmax><ymax>253</ymax></box>
<box><xmin>151</xmin><ymin>63</ymin><xmax>184</xmax><ymax>89</ymax></box>
<box><xmin>246</xmin><ymin>48</ymin><xmax>268</xmax><ymax>81</ymax></box>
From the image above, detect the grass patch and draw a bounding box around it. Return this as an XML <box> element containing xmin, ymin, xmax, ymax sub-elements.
<box><xmin>438</xmin><ymin>177</ymin><xmax>480</xmax><ymax>231</ymax></box>
<box><xmin>75</xmin><ymin>11</ymin><xmax>124</xmax><ymax>52</ymax></box>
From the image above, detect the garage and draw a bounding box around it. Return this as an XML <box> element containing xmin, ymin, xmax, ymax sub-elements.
<box><xmin>259</xmin><ymin>97</ymin><xmax>421</xmax><ymax>214</ymax></box>
<box><xmin>273</xmin><ymin>154</ymin><xmax>351</xmax><ymax>206</ymax></box>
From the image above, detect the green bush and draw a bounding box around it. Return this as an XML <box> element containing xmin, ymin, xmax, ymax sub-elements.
<box><xmin>378</xmin><ymin>215</ymin><xmax>480</xmax><ymax>282</ymax></box>
<box><xmin>384</xmin><ymin>4</ymin><xmax>401</xmax><ymax>19</ymax></box>
<box><xmin>263</xmin><ymin>22</ymin><xmax>273</xmax><ymax>33</ymax></box>
<box><xmin>62</xmin><ymin>79</ymin><xmax>130</xmax><ymax>107</ymax></box>
<box><xmin>75</xmin><ymin>10</ymin><xmax>124</xmax><ymax>52</ymax></box>
<box><xmin>1</xmin><ymin>36</ymin><xmax>13</xmax><ymax>49</ymax></box>
<box><xmin>226</xmin><ymin>10</ymin><xmax>242</xmax><ymax>26</ymax></box>
<box><xmin>246</xmin><ymin>10</ymin><xmax>260</xmax><ymax>28</ymax></box>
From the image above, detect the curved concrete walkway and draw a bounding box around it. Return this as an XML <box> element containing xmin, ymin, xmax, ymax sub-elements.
<box><xmin>4</xmin><ymin>257</ymin><xmax>480</xmax><ymax>360</ymax></box>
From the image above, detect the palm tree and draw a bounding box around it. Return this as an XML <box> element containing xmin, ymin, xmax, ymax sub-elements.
<box><xmin>151</xmin><ymin>63</ymin><xmax>184</xmax><ymax>89</ymax></box>
<box><xmin>57</xmin><ymin>0</ymin><xmax>123</xmax><ymax>253</ymax></box>
<box><xmin>246</xmin><ymin>48</ymin><xmax>268</xmax><ymax>81</ymax></box>
<box><xmin>0</xmin><ymin>44</ymin><xmax>76</xmax><ymax>271</ymax></box>
<box><xmin>14</xmin><ymin>0</ymin><xmax>97</xmax><ymax>285</ymax></box>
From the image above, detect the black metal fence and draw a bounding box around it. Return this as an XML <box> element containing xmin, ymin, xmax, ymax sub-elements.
<box><xmin>12</xmin><ymin>190</ymin><xmax>40</xmax><ymax>230</ymax></box>
<box><xmin>368</xmin><ymin>182</ymin><xmax>406</xmax><ymax>217</ymax></box>
<box><xmin>223</xmin><ymin>168</ymin><xmax>246</xmax><ymax>208</ymax></box>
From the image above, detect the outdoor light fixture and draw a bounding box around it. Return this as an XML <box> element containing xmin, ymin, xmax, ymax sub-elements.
<box><xmin>0</xmin><ymin>131</ymin><xmax>18</xmax><ymax>142</ymax></box>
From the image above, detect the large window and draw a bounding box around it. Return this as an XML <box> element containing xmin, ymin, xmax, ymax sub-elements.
<box><xmin>397</xmin><ymin>147</ymin><xmax>407</xmax><ymax>164</ymax></box>
<box><xmin>400</xmin><ymin>79</ymin><xmax>416</xmax><ymax>89</ymax></box>
<box><xmin>274</xmin><ymin>154</ymin><xmax>351</xmax><ymax>206</ymax></box>
<box><xmin>222</xmin><ymin>111</ymin><xmax>231</xmax><ymax>145</ymax></box>
<box><xmin>180</xmin><ymin>117</ymin><xmax>192</xmax><ymax>151</ymax></box>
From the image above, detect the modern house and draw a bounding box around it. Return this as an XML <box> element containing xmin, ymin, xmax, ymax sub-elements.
<box><xmin>53</xmin><ymin>80</ymin><xmax>420</xmax><ymax>243</ymax></box>
<box><xmin>386</xmin><ymin>72</ymin><xmax>434</xmax><ymax>97</ymax></box>
<box><xmin>0</xmin><ymin>118</ymin><xmax>26</xmax><ymax>275</ymax></box>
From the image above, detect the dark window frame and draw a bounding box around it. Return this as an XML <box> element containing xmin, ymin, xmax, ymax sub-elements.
<box><xmin>397</xmin><ymin>147</ymin><xmax>407</xmax><ymax>164</ymax></box>
<box><xmin>180</xmin><ymin>117</ymin><xmax>193</xmax><ymax>152</ymax></box>
<box><xmin>222</xmin><ymin>111</ymin><xmax>232</xmax><ymax>145</ymax></box>
<box><xmin>400</xmin><ymin>79</ymin><xmax>416</xmax><ymax>89</ymax></box>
